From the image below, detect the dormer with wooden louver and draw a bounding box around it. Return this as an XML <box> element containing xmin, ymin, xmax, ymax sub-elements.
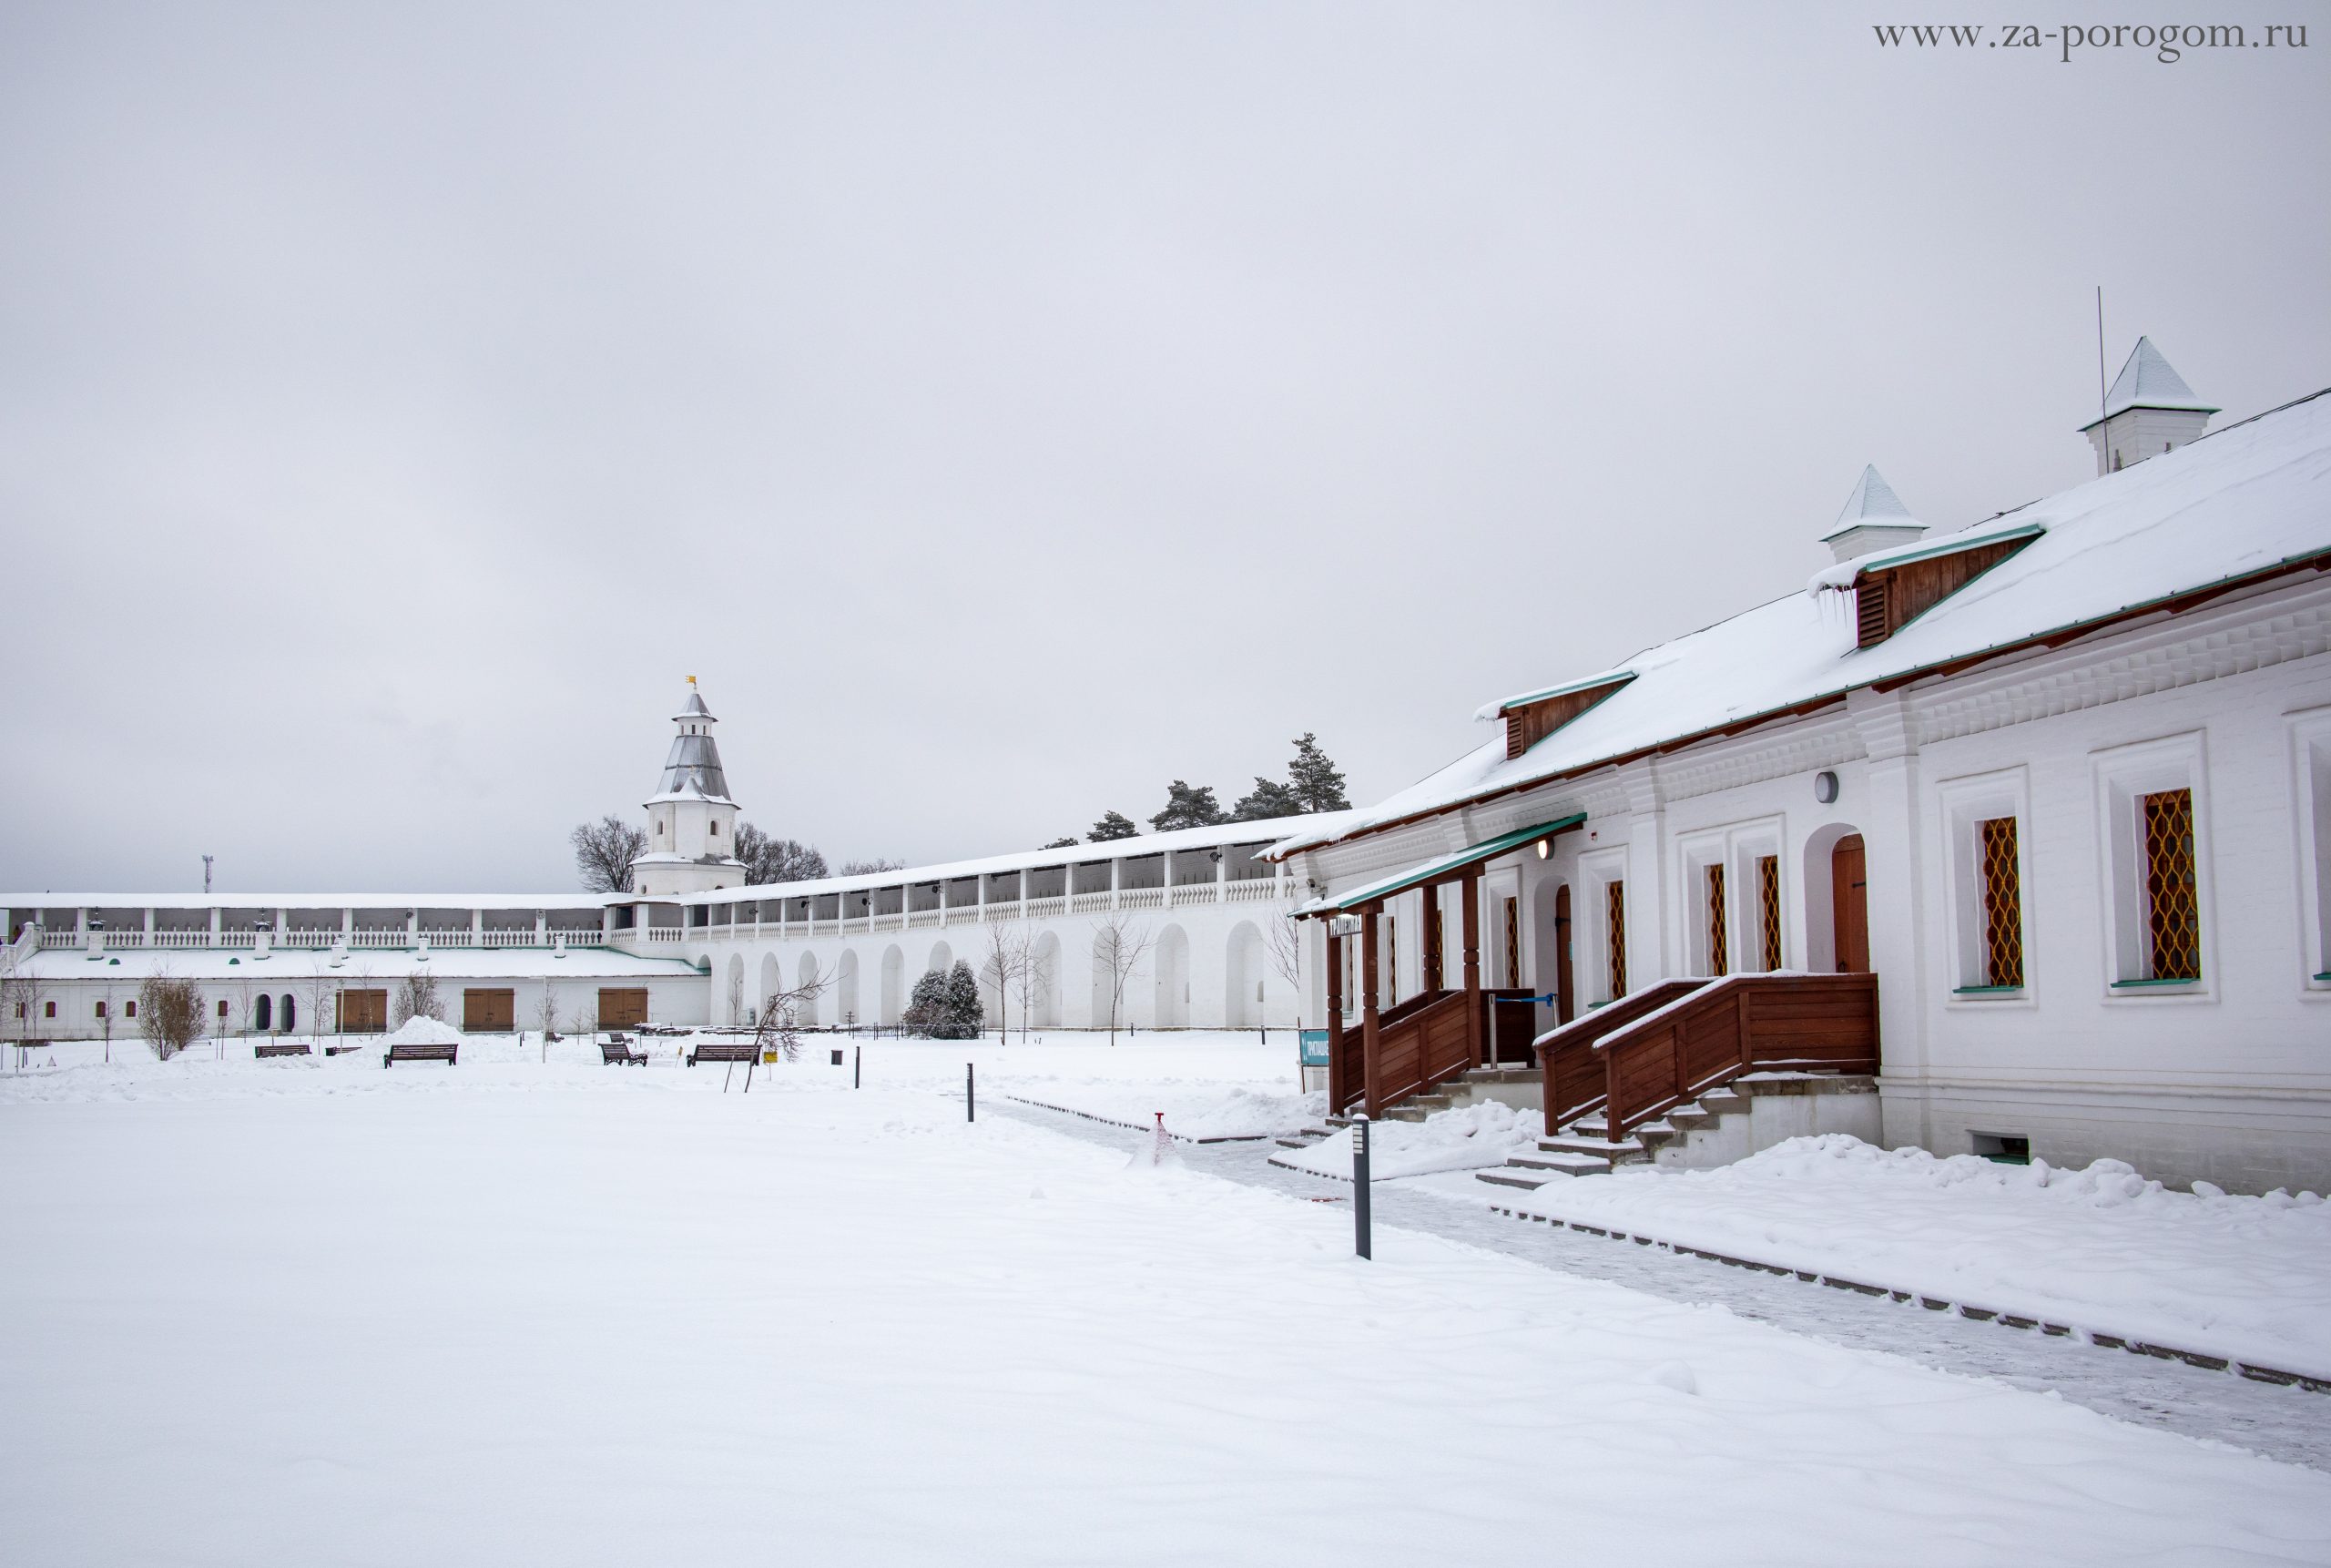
<box><xmin>1477</xmin><ymin>670</ymin><xmax>1636</xmax><ymax>760</ymax></box>
<box><xmin>1844</xmin><ymin>522</ymin><xmax>2044</xmax><ymax>650</ymax></box>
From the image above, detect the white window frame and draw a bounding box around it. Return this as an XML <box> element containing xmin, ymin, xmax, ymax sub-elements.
<box><xmin>2091</xmin><ymin>732</ymin><xmax>2214</xmax><ymax>1001</ymax></box>
<box><xmin>2288</xmin><ymin>706</ymin><xmax>2331</xmax><ymax>995</ymax></box>
<box><xmin>1674</xmin><ymin>816</ymin><xmax>1786</xmax><ymax>978</ymax></box>
<box><xmin>1577</xmin><ymin>846</ymin><xmax>1628</xmax><ymax>1005</ymax></box>
<box><xmin>1938</xmin><ymin>766</ymin><xmax>2035</xmax><ymax>1006</ymax></box>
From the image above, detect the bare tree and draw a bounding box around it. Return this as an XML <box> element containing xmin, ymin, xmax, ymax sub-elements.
<box><xmin>1091</xmin><ymin>913</ymin><xmax>1155</xmax><ymax>1048</ymax></box>
<box><xmin>572</xmin><ymin>815</ymin><xmax>648</xmax><ymax>893</ymax></box>
<box><xmin>301</xmin><ymin>963</ymin><xmax>341</xmax><ymax>1054</ymax></box>
<box><xmin>535</xmin><ymin>980</ymin><xmax>562</xmax><ymax>1062</ymax></box>
<box><xmin>979</xmin><ymin>923</ymin><xmax>1028</xmax><ymax>1045</ymax></box>
<box><xmin>1267</xmin><ymin>912</ymin><xmax>1305</xmax><ymax>1031</ymax></box>
<box><xmin>1013</xmin><ymin>932</ymin><xmax>1053</xmax><ymax>1044</ymax></box>
<box><xmin>735</xmin><ymin>823</ymin><xmax>828</xmax><ymax>885</ymax></box>
<box><xmin>837</xmin><ymin>858</ymin><xmax>903</xmax><ymax>876</ymax></box>
<box><xmin>392</xmin><ymin>972</ymin><xmax>443</xmax><ymax>1028</ymax></box>
<box><xmin>725</xmin><ymin>962</ymin><xmax>746</xmax><ymax>1027</ymax></box>
<box><xmin>1</xmin><ymin>954</ymin><xmax>43</xmax><ymax>1072</ymax></box>
<box><xmin>137</xmin><ymin>972</ymin><xmax>207</xmax><ymax>1062</ymax></box>
<box><xmin>97</xmin><ymin>977</ymin><xmax>117</xmax><ymax>1064</ymax></box>
<box><xmin>751</xmin><ymin>960</ymin><xmax>832</xmax><ymax>1064</ymax></box>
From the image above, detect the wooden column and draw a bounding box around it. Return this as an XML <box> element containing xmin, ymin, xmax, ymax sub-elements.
<box><xmin>1324</xmin><ymin>924</ymin><xmax>1347</xmax><ymax>1114</ymax></box>
<box><xmin>1421</xmin><ymin>883</ymin><xmax>1442</xmax><ymax>993</ymax></box>
<box><xmin>1360</xmin><ymin>905</ymin><xmax>1383</xmax><ymax>1119</ymax></box>
<box><xmin>1461</xmin><ymin>870</ymin><xmax>1483</xmax><ymax>1068</ymax></box>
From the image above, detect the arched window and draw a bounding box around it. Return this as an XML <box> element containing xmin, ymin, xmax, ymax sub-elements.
<box><xmin>254</xmin><ymin>993</ymin><xmax>271</xmax><ymax>1032</ymax></box>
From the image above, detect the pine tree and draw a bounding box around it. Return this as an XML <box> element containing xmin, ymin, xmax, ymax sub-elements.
<box><xmin>1042</xmin><ymin>836</ymin><xmax>1078</xmax><ymax>849</ymax></box>
<box><xmin>1149</xmin><ymin>780</ymin><xmax>1227</xmax><ymax>832</ymax></box>
<box><xmin>901</xmin><ymin>961</ymin><xmax>985</xmax><ymax>1040</ymax></box>
<box><xmin>1087</xmin><ymin>810</ymin><xmax>1140</xmax><ymax>842</ymax></box>
<box><xmin>1287</xmin><ymin>733</ymin><xmax>1350</xmax><ymax>812</ymax></box>
<box><xmin>1230</xmin><ymin>777</ymin><xmax>1302</xmax><ymax>821</ymax></box>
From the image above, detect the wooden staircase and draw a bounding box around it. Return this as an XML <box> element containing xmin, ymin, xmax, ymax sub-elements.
<box><xmin>1479</xmin><ymin>972</ymin><xmax>1880</xmax><ymax>1187</ymax></box>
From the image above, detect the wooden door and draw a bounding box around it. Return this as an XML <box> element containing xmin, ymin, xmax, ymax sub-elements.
<box><xmin>338</xmin><ymin>989</ymin><xmax>388</xmax><ymax>1033</ymax></box>
<box><xmin>1831</xmin><ymin>835</ymin><xmax>1870</xmax><ymax>973</ymax></box>
<box><xmin>1553</xmin><ymin>883</ymin><xmax>1575</xmax><ymax>1024</ymax></box>
<box><xmin>597</xmin><ymin>988</ymin><xmax>648</xmax><ymax>1028</ymax></box>
<box><xmin>463</xmin><ymin>988</ymin><xmax>515</xmax><ymax>1032</ymax></box>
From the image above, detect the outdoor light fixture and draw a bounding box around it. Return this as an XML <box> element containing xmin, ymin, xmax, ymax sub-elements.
<box><xmin>1814</xmin><ymin>770</ymin><xmax>1841</xmax><ymax>805</ymax></box>
<box><xmin>1535</xmin><ymin>839</ymin><xmax>1550</xmax><ymax>859</ymax></box>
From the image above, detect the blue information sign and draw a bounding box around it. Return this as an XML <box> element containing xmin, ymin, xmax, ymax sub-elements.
<box><xmin>1298</xmin><ymin>1028</ymin><xmax>1331</xmax><ymax>1066</ymax></box>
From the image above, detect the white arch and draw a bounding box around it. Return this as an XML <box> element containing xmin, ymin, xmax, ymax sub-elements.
<box><xmin>758</xmin><ymin>952</ymin><xmax>780</xmax><ymax>1019</ymax></box>
<box><xmin>1803</xmin><ymin>820</ymin><xmax>1864</xmax><ymax>976</ymax></box>
<box><xmin>1154</xmin><ymin>923</ymin><xmax>1190</xmax><ymax>1028</ymax></box>
<box><xmin>836</xmin><ymin>950</ymin><xmax>861</xmax><ymax>1028</ymax></box>
<box><xmin>797</xmin><ymin>950</ymin><xmax>823</xmax><ymax>1026</ymax></box>
<box><xmin>928</xmin><ymin>941</ymin><xmax>952</xmax><ymax>978</ymax></box>
<box><xmin>1225</xmin><ymin>920</ymin><xmax>1264</xmax><ymax>1028</ymax></box>
<box><xmin>1090</xmin><ymin>932</ymin><xmax>1115</xmax><ymax>1030</ymax></box>
<box><xmin>880</xmin><ymin>945</ymin><xmax>905</xmax><ymax>1025</ymax></box>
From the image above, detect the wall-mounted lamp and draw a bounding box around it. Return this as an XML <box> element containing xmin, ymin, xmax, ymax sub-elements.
<box><xmin>1814</xmin><ymin>770</ymin><xmax>1841</xmax><ymax>805</ymax></box>
<box><xmin>1535</xmin><ymin>839</ymin><xmax>1550</xmax><ymax>860</ymax></box>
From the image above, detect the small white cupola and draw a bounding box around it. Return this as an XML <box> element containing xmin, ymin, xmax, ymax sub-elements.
<box><xmin>2081</xmin><ymin>337</ymin><xmax>2217</xmax><ymax>476</ymax></box>
<box><xmin>1820</xmin><ymin>465</ymin><xmax>1929</xmax><ymax>565</ymax></box>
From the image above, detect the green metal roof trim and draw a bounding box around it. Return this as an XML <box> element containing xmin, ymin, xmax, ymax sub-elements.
<box><xmin>1856</xmin><ymin>521</ymin><xmax>2044</xmax><ymax>575</ymax></box>
<box><xmin>1476</xmin><ymin>670</ymin><xmax>1635</xmax><ymax>721</ymax></box>
<box><xmin>1308</xmin><ymin>814</ymin><xmax>1586</xmax><ymax>913</ymax></box>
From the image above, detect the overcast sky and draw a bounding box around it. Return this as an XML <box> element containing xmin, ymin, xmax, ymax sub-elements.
<box><xmin>2</xmin><ymin>3</ymin><xmax>2324</xmax><ymax>895</ymax></box>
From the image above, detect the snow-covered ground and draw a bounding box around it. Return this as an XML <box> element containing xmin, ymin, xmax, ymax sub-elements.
<box><xmin>5</xmin><ymin>1044</ymin><xmax>2330</xmax><ymax>1565</ymax></box>
<box><xmin>1437</xmin><ymin>1134</ymin><xmax>2331</xmax><ymax>1381</ymax></box>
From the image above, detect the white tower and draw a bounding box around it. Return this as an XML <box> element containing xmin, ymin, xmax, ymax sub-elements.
<box><xmin>2082</xmin><ymin>338</ymin><xmax>2217</xmax><ymax>477</ymax></box>
<box><xmin>629</xmin><ymin>679</ymin><xmax>748</xmax><ymax>897</ymax></box>
<box><xmin>1820</xmin><ymin>465</ymin><xmax>1929</xmax><ymax>564</ymax></box>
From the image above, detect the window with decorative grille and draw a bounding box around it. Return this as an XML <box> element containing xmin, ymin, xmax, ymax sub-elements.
<box><xmin>1704</xmin><ymin>863</ymin><xmax>1729</xmax><ymax>976</ymax></box>
<box><xmin>1501</xmin><ymin>898</ymin><xmax>1519</xmax><ymax>988</ymax></box>
<box><xmin>1757</xmin><ymin>855</ymin><xmax>1782</xmax><ymax>972</ymax></box>
<box><xmin>2140</xmin><ymin>789</ymin><xmax>2201</xmax><ymax>979</ymax></box>
<box><xmin>1977</xmin><ymin>817</ymin><xmax>2024</xmax><ymax>987</ymax></box>
<box><xmin>1605</xmin><ymin>881</ymin><xmax>1627</xmax><ymax>998</ymax></box>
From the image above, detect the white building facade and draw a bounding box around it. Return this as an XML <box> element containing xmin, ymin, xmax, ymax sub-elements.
<box><xmin>1276</xmin><ymin>344</ymin><xmax>2331</xmax><ymax>1195</ymax></box>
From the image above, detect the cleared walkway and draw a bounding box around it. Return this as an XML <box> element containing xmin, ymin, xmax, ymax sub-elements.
<box><xmin>999</xmin><ymin>1099</ymin><xmax>2331</xmax><ymax>1473</ymax></box>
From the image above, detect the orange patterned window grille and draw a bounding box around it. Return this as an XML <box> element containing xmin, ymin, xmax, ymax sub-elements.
<box><xmin>1977</xmin><ymin>817</ymin><xmax>2024</xmax><ymax>988</ymax></box>
<box><xmin>1605</xmin><ymin>881</ymin><xmax>1627</xmax><ymax>999</ymax></box>
<box><xmin>1704</xmin><ymin>863</ymin><xmax>1729</xmax><ymax>977</ymax></box>
<box><xmin>1757</xmin><ymin>855</ymin><xmax>1782</xmax><ymax>972</ymax></box>
<box><xmin>2141</xmin><ymin>789</ymin><xmax>2201</xmax><ymax>980</ymax></box>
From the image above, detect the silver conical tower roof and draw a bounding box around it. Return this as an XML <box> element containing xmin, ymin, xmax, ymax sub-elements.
<box><xmin>651</xmin><ymin>680</ymin><xmax>733</xmax><ymax>803</ymax></box>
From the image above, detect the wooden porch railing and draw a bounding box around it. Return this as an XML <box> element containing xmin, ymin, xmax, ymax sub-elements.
<box><xmin>1532</xmin><ymin>980</ymin><xmax>1703</xmax><ymax>1134</ymax></box>
<box><xmin>1328</xmin><ymin>985</ymin><xmax>1540</xmax><ymax>1117</ymax></box>
<box><xmin>1571</xmin><ymin>972</ymin><xmax>1878</xmax><ymax>1145</ymax></box>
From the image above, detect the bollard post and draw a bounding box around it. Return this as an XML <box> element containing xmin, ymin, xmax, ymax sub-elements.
<box><xmin>1352</xmin><ymin>1114</ymin><xmax>1372</xmax><ymax>1260</ymax></box>
<box><xmin>854</xmin><ymin>1045</ymin><xmax>861</xmax><ymax>1089</ymax></box>
<box><xmin>966</xmin><ymin>1062</ymin><xmax>975</xmax><ymax>1122</ymax></box>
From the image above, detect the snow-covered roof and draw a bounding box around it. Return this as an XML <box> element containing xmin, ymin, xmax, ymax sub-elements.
<box><xmin>697</xmin><ymin>812</ymin><xmax>1360</xmax><ymax>905</ymax></box>
<box><xmin>2082</xmin><ymin>337</ymin><xmax>2220</xmax><ymax>430</ymax></box>
<box><xmin>2</xmin><ymin>893</ymin><xmax>620</xmax><ymax>911</ymax></box>
<box><xmin>652</xmin><ymin>729</ymin><xmax>733</xmax><ymax>804</ymax></box>
<box><xmin>1817</xmin><ymin>464</ymin><xmax>1921</xmax><ymax>543</ymax></box>
<box><xmin>1473</xmin><ymin>669</ymin><xmax>1636</xmax><ymax>723</ymax></box>
<box><xmin>16</xmin><ymin>947</ymin><xmax>700</xmax><ymax>983</ymax></box>
<box><xmin>1275</xmin><ymin>385</ymin><xmax>2331</xmax><ymax>860</ymax></box>
<box><xmin>675</xmin><ymin>687</ymin><xmax>715</xmax><ymax>721</ymax></box>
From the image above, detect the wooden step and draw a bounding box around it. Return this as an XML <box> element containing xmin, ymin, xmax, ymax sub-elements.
<box><xmin>1474</xmin><ymin>1169</ymin><xmax>1554</xmax><ymax>1190</ymax></box>
<box><xmin>1540</xmin><ymin>1134</ymin><xmax>1647</xmax><ymax>1160</ymax></box>
<box><xmin>1505</xmin><ymin>1150</ymin><xmax>1613</xmax><ymax>1176</ymax></box>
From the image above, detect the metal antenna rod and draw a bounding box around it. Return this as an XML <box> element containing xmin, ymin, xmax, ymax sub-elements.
<box><xmin>2095</xmin><ymin>286</ymin><xmax>2108</xmax><ymax>423</ymax></box>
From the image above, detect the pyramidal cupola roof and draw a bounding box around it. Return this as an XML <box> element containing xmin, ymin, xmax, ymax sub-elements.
<box><xmin>1820</xmin><ymin>464</ymin><xmax>1919</xmax><ymax>541</ymax></box>
<box><xmin>2085</xmin><ymin>337</ymin><xmax>2219</xmax><ymax>428</ymax></box>
<box><xmin>651</xmin><ymin>680</ymin><xmax>734</xmax><ymax>804</ymax></box>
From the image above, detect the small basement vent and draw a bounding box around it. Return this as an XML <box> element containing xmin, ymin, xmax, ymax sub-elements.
<box><xmin>1970</xmin><ymin>1132</ymin><xmax>2031</xmax><ymax>1166</ymax></box>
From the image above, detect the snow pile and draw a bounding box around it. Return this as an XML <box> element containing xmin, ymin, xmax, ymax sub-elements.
<box><xmin>1498</xmin><ymin>1134</ymin><xmax>2331</xmax><ymax>1378</ymax></box>
<box><xmin>1277</xmin><ymin>1100</ymin><xmax>1540</xmax><ymax>1181</ymax></box>
<box><xmin>381</xmin><ymin>1016</ymin><xmax>463</xmax><ymax>1048</ymax></box>
<box><xmin>1010</xmin><ymin>1081</ymin><xmax>1318</xmax><ymax>1141</ymax></box>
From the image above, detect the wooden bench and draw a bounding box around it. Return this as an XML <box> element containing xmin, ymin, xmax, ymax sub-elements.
<box><xmin>687</xmin><ymin>1037</ymin><xmax>761</xmax><ymax>1091</ymax></box>
<box><xmin>600</xmin><ymin>1040</ymin><xmax>647</xmax><ymax>1066</ymax></box>
<box><xmin>254</xmin><ymin>1042</ymin><xmax>311</xmax><ymax>1058</ymax></box>
<box><xmin>383</xmin><ymin>1042</ymin><xmax>458</xmax><ymax>1069</ymax></box>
